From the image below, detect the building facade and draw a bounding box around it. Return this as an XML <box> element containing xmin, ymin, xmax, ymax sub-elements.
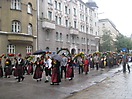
<box><xmin>0</xmin><ymin>0</ymin><xmax>37</xmax><ymax>56</ymax></box>
<box><xmin>99</xmin><ymin>19</ymin><xmax>119</xmax><ymax>42</ymax></box>
<box><xmin>98</xmin><ymin>19</ymin><xmax>119</xmax><ymax>51</ymax></box>
<box><xmin>37</xmin><ymin>0</ymin><xmax>99</xmax><ymax>55</ymax></box>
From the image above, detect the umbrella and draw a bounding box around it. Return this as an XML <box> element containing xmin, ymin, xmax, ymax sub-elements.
<box><xmin>49</xmin><ymin>54</ymin><xmax>62</xmax><ymax>62</ymax></box>
<box><xmin>32</xmin><ymin>49</ymin><xmax>46</xmax><ymax>55</ymax></box>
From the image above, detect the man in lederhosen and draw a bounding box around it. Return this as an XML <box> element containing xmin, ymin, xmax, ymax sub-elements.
<box><xmin>44</xmin><ymin>55</ymin><xmax>52</xmax><ymax>83</ymax></box>
<box><xmin>16</xmin><ymin>53</ymin><xmax>25</xmax><ymax>82</ymax></box>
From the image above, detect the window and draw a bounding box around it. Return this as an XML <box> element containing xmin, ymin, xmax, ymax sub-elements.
<box><xmin>12</xmin><ymin>20</ymin><xmax>21</xmax><ymax>32</ymax></box>
<box><xmin>60</xmin><ymin>33</ymin><xmax>62</xmax><ymax>41</ymax></box>
<box><xmin>59</xmin><ymin>3</ymin><xmax>61</xmax><ymax>10</ymax></box>
<box><xmin>48</xmin><ymin>0</ymin><xmax>52</xmax><ymax>3</ymax></box>
<box><xmin>46</xmin><ymin>30</ymin><xmax>50</xmax><ymax>40</ymax></box>
<box><xmin>74</xmin><ymin>21</ymin><xmax>76</xmax><ymax>28</ymax></box>
<box><xmin>87</xmin><ymin>39</ymin><xmax>89</xmax><ymax>45</ymax></box>
<box><xmin>27</xmin><ymin>3</ymin><xmax>32</xmax><ymax>14</ymax></box>
<box><xmin>56</xmin><ymin>32</ymin><xmax>59</xmax><ymax>40</ymax></box>
<box><xmin>55</xmin><ymin>16</ymin><xmax>58</xmax><ymax>24</ymax></box>
<box><xmin>7</xmin><ymin>44</ymin><xmax>15</xmax><ymax>53</ymax></box>
<box><xmin>11</xmin><ymin>0</ymin><xmax>21</xmax><ymax>10</ymax></box>
<box><xmin>86</xmin><ymin>27</ymin><xmax>88</xmax><ymax>33</ymax></box>
<box><xmin>102</xmin><ymin>23</ymin><xmax>105</xmax><ymax>28</ymax></box>
<box><xmin>66</xmin><ymin>34</ymin><xmax>69</xmax><ymax>42</ymax></box>
<box><xmin>48</xmin><ymin>11</ymin><xmax>52</xmax><ymax>21</ymax></box>
<box><xmin>41</xmin><ymin>12</ymin><xmax>44</xmax><ymax>18</ymax></box>
<box><xmin>72</xmin><ymin>36</ymin><xmax>75</xmax><ymax>43</ymax></box>
<box><xmin>76</xmin><ymin>37</ymin><xmax>79</xmax><ymax>43</ymax></box>
<box><xmin>73</xmin><ymin>8</ymin><xmax>76</xmax><ymax>15</ymax></box>
<box><xmin>66</xmin><ymin>20</ymin><xmax>68</xmax><ymax>27</ymax></box>
<box><xmin>26</xmin><ymin>46</ymin><xmax>32</xmax><ymax>53</ymax></box>
<box><xmin>59</xmin><ymin>17</ymin><xmax>61</xmax><ymax>25</ymax></box>
<box><xmin>86</xmin><ymin>17</ymin><xmax>88</xmax><ymax>23</ymax></box>
<box><xmin>28</xmin><ymin>23</ymin><xmax>32</xmax><ymax>35</ymax></box>
<box><xmin>69</xmin><ymin>9</ymin><xmax>70</xmax><ymax>14</ymax></box>
<box><xmin>55</xmin><ymin>1</ymin><xmax>57</xmax><ymax>9</ymax></box>
<box><xmin>65</xmin><ymin>6</ymin><xmax>68</xmax><ymax>13</ymax></box>
<box><xmin>85</xmin><ymin>8</ymin><xmax>87</xmax><ymax>13</ymax></box>
<box><xmin>81</xmin><ymin>37</ymin><xmax>83</xmax><ymax>44</ymax></box>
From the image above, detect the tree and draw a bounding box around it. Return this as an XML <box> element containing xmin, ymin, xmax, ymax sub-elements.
<box><xmin>99</xmin><ymin>30</ymin><xmax>114</xmax><ymax>52</ymax></box>
<box><xmin>115</xmin><ymin>33</ymin><xmax>132</xmax><ymax>53</ymax></box>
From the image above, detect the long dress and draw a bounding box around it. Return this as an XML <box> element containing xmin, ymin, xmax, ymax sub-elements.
<box><xmin>0</xmin><ymin>58</ymin><xmax>3</xmax><ymax>77</ymax></box>
<box><xmin>33</xmin><ymin>60</ymin><xmax>43</xmax><ymax>81</ymax></box>
<box><xmin>83</xmin><ymin>59</ymin><xmax>89</xmax><ymax>74</ymax></box>
<box><xmin>66</xmin><ymin>59</ymin><xmax>74</xmax><ymax>80</ymax></box>
<box><xmin>51</xmin><ymin>61</ymin><xmax>61</xmax><ymax>84</ymax></box>
<box><xmin>27</xmin><ymin>61</ymin><xmax>33</xmax><ymax>75</ymax></box>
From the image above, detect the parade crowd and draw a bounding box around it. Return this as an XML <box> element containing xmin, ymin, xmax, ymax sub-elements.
<box><xmin>0</xmin><ymin>52</ymin><xmax>131</xmax><ymax>85</ymax></box>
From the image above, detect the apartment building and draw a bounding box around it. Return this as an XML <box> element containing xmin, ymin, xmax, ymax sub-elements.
<box><xmin>99</xmin><ymin>19</ymin><xmax>119</xmax><ymax>42</ymax></box>
<box><xmin>0</xmin><ymin>0</ymin><xmax>37</xmax><ymax>56</ymax></box>
<box><xmin>37</xmin><ymin>0</ymin><xmax>99</xmax><ymax>54</ymax></box>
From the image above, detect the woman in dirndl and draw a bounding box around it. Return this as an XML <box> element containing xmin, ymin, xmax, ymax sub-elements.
<box><xmin>66</xmin><ymin>57</ymin><xmax>74</xmax><ymax>81</ymax></box>
<box><xmin>33</xmin><ymin>57</ymin><xmax>43</xmax><ymax>82</ymax></box>
<box><xmin>27</xmin><ymin>59</ymin><xmax>34</xmax><ymax>75</ymax></box>
<box><xmin>83</xmin><ymin>58</ymin><xmax>89</xmax><ymax>74</ymax></box>
<box><xmin>50</xmin><ymin>58</ymin><xmax>61</xmax><ymax>85</ymax></box>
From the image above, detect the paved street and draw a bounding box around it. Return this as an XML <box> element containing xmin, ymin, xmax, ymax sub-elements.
<box><xmin>0</xmin><ymin>63</ymin><xmax>127</xmax><ymax>99</ymax></box>
<box><xmin>65</xmin><ymin>63</ymin><xmax>132</xmax><ymax>99</ymax></box>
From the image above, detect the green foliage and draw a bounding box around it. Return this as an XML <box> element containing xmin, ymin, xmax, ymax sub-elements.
<box><xmin>100</xmin><ymin>30</ymin><xmax>114</xmax><ymax>52</ymax></box>
<box><xmin>115</xmin><ymin>33</ymin><xmax>132</xmax><ymax>52</ymax></box>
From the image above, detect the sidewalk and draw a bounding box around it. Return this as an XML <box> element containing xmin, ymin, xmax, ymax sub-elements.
<box><xmin>65</xmin><ymin>63</ymin><xmax>132</xmax><ymax>99</ymax></box>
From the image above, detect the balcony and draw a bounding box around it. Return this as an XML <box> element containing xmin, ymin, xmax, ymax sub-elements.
<box><xmin>8</xmin><ymin>33</ymin><xmax>34</xmax><ymax>43</ymax></box>
<box><xmin>41</xmin><ymin>18</ymin><xmax>55</xmax><ymax>30</ymax></box>
<box><xmin>70</xmin><ymin>28</ymin><xmax>79</xmax><ymax>35</ymax></box>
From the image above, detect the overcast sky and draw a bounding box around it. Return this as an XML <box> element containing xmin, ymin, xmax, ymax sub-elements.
<box><xmin>83</xmin><ymin>0</ymin><xmax>132</xmax><ymax>37</ymax></box>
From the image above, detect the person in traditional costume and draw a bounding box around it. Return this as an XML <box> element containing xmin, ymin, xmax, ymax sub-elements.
<box><xmin>100</xmin><ymin>56</ymin><xmax>107</xmax><ymax>70</ymax></box>
<box><xmin>89</xmin><ymin>56</ymin><xmax>94</xmax><ymax>68</ymax></box>
<box><xmin>33</xmin><ymin>57</ymin><xmax>43</xmax><ymax>82</ymax></box>
<box><xmin>83</xmin><ymin>58</ymin><xmax>89</xmax><ymax>74</ymax></box>
<box><xmin>44</xmin><ymin>55</ymin><xmax>52</xmax><ymax>83</ymax></box>
<box><xmin>0</xmin><ymin>57</ymin><xmax>3</xmax><ymax>77</ymax></box>
<box><xmin>93</xmin><ymin>54</ymin><xmax>100</xmax><ymax>70</ymax></box>
<box><xmin>60</xmin><ymin>53</ymin><xmax>68</xmax><ymax>79</ymax></box>
<box><xmin>27</xmin><ymin>59</ymin><xmax>34</xmax><ymax>75</ymax></box>
<box><xmin>4</xmin><ymin>57</ymin><xmax>12</xmax><ymax>78</ymax></box>
<box><xmin>13</xmin><ymin>57</ymin><xmax>18</xmax><ymax>79</ymax></box>
<box><xmin>77</xmin><ymin>56</ymin><xmax>83</xmax><ymax>74</ymax></box>
<box><xmin>66</xmin><ymin>57</ymin><xmax>74</xmax><ymax>80</ymax></box>
<box><xmin>50</xmin><ymin>58</ymin><xmax>61</xmax><ymax>85</ymax></box>
<box><xmin>16</xmin><ymin>53</ymin><xmax>25</xmax><ymax>82</ymax></box>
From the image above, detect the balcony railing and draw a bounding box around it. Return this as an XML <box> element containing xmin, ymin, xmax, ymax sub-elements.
<box><xmin>41</xmin><ymin>18</ymin><xmax>55</xmax><ymax>30</ymax></box>
<box><xmin>70</xmin><ymin>28</ymin><xmax>79</xmax><ymax>35</ymax></box>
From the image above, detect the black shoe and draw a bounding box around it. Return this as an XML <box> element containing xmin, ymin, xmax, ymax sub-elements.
<box><xmin>45</xmin><ymin>80</ymin><xmax>49</xmax><ymax>83</ymax></box>
<box><xmin>22</xmin><ymin>77</ymin><xmax>25</xmax><ymax>81</ymax></box>
<box><xmin>37</xmin><ymin>80</ymin><xmax>39</xmax><ymax>82</ymax></box>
